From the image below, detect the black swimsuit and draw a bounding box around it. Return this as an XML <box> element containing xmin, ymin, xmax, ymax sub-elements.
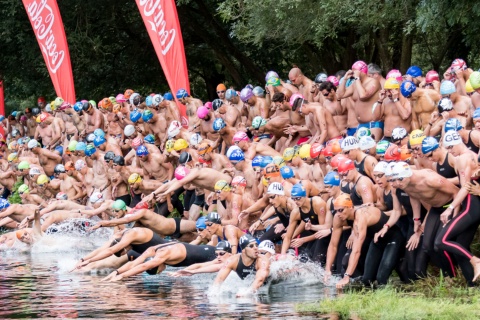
<box><xmin>299</xmin><ymin>198</ymin><xmax>319</xmax><ymax>224</ymax></box>
<box><xmin>350</xmin><ymin>176</ymin><xmax>364</xmax><ymax>206</ymax></box>
<box><xmin>436</xmin><ymin>153</ymin><xmax>457</xmax><ymax>180</ymax></box>
<box><xmin>466</xmin><ymin>131</ymin><xmax>480</xmax><ymax>153</ymax></box>
<box><xmin>235</xmin><ymin>255</ymin><xmax>257</xmax><ymax>280</ymax></box>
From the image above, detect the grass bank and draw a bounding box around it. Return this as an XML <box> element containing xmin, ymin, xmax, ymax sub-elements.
<box><xmin>297</xmin><ymin>276</ymin><xmax>480</xmax><ymax>319</ymax></box>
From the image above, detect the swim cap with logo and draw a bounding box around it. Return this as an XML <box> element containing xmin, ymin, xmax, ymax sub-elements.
<box><xmin>333</xmin><ymin>193</ymin><xmax>353</xmax><ymax>208</ymax></box>
<box><xmin>197</xmin><ymin>142</ymin><xmax>212</xmax><ymax>155</ymax></box>
<box><xmin>392</xmin><ymin>127</ymin><xmax>408</xmax><ymax>142</ymax></box>
<box><xmin>373</xmin><ymin>161</ymin><xmax>389</xmax><ymax>173</ymax></box>
<box><xmin>391</xmin><ymin>161</ymin><xmax>413</xmax><ymax>178</ymax></box>
<box><xmin>167</xmin><ymin>121</ymin><xmax>181</xmax><ymax>138</ymax></box>
<box><xmin>470</xmin><ymin>71</ymin><xmax>480</xmax><ymax>90</ymax></box>
<box><xmin>214</xmin><ymin>180</ymin><xmax>231</xmax><ymax>192</ymax></box>
<box><xmin>298</xmin><ymin>144</ymin><xmax>311</xmax><ymax>160</ymax></box>
<box><xmin>384</xmin><ymin>78</ymin><xmax>400</xmax><ymax>89</ymax></box>
<box><xmin>425</xmin><ymin>70</ymin><xmax>439</xmax><ymax>83</ymax></box>
<box><xmin>232</xmin><ymin>176</ymin><xmax>247</xmax><ymax>187</ymax></box>
<box><xmin>324</xmin><ymin>171</ymin><xmax>341</xmax><ymax>186</ymax></box>
<box><xmin>265</xmin><ymin>71</ymin><xmax>279</xmax><ymax>81</ymax></box>
<box><xmin>440</xmin><ymin>81</ymin><xmax>456</xmax><ymax>95</ymax></box>
<box><xmin>129</xmin><ymin>109</ymin><xmax>142</xmax><ymax>123</ymax></box>
<box><xmin>444</xmin><ymin>118</ymin><xmax>463</xmax><ymax>132</ymax></box>
<box><xmin>421</xmin><ymin>137</ymin><xmax>439</xmax><ymax>154</ymax></box>
<box><xmin>314</xmin><ymin>73</ymin><xmax>328</xmax><ymax>84</ymax></box>
<box><xmin>310</xmin><ymin>143</ymin><xmax>323</xmax><ymax>158</ymax></box>
<box><xmin>176</xmin><ymin>89</ymin><xmax>189</xmax><ymax>99</ymax></box>
<box><xmin>280</xmin><ymin>166</ymin><xmax>294</xmax><ymax>179</ymax></box>
<box><xmin>283</xmin><ymin>148</ymin><xmax>295</xmax><ymax>161</ymax></box>
<box><xmin>75</xmin><ymin>159</ymin><xmax>86</xmax><ymax>171</ymax></box>
<box><xmin>341</xmin><ymin>136</ymin><xmax>359</xmax><ymax>151</ymax></box>
<box><xmin>260</xmin><ymin>156</ymin><xmax>273</xmax><ymax>168</ymax></box>
<box><xmin>330</xmin><ymin>154</ymin><xmax>347</xmax><ymax>170</ymax></box>
<box><xmin>400</xmin><ymin>81</ymin><xmax>417</xmax><ymax>98</ymax></box>
<box><xmin>443</xmin><ymin>131</ymin><xmax>462</xmax><ymax>147</ymax></box>
<box><xmin>327</xmin><ymin>76</ymin><xmax>339</xmax><ymax>87</ymax></box>
<box><xmin>406</xmin><ymin>66</ymin><xmax>422</xmax><ymax>77</ymax></box>
<box><xmin>128</xmin><ymin>173</ymin><xmax>142</xmax><ymax>184</ymax></box>
<box><xmin>56</xmin><ymin>192</ymin><xmax>68</xmax><ymax>200</ymax></box>
<box><xmin>359</xmin><ymin>136</ymin><xmax>376</xmax><ymax>151</ymax></box>
<box><xmin>205</xmin><ymin>211</ymin><xmax>221</xmax><ymax>224</ymax></box>
<box><xmin>450</xmin><ymin>58</ymin><xmax>467</xmax><ymax>72</ymax></box>
<box><xmin>258</xmin><ymin>240</ymin><xmax>275</xmax><ymax>254</ymax></box>
<box><xmin>240</xmin><ymin>87</ymin><xmax>253</xmax><ymax>103</ymax></box>
<box><xmin>239</xmin><ymin>234</ymin><xmax>257</xmax><ymax>250</ymax></box>
<box><xmin>409</xmin><ymin>129</ymin><xmax>425</xmax><ymax>145</ymax></box>
<box><xmin>27</xmin><ymin>139</ymin><xmax>39</xmax><ymax>149</ymax></box>
<box><xmin>252</xmin><ymin>155</ymin><xmax>263</xmax><ymax>168</ymax></box>
<box><xmin>386</xmin><ymin>69</ymin><xmax>403</xmax><ymax>82</ymax></box>
<box><xmin>337</xmin><ymin>159</ymin><xmax>355</xmax><ymax>174</ymax></box>
<box><xmin>352</xmin><ymin>61</ymin><xmax>368</xmax><ymax>74</ymax></box>
<box><xmin>232</xmin><ymin>131</ymin><xmax>249</xmax><ymax>143</ymax></box>
<box><xmin>438</xmin><ymin>97</ymin><xmax>453</xmax><ymax>112</ymax></box>
<box><xmin>174</xmin><ymin>166</ymin><xmax>190</xmax><ymax>180</ymax></box>
<box><xmin>263</xmin><ymin>164</ymin><xmax>281</xmax><ymax>178</ymax></box>
<box><xmin>212</xmin><ymin>118</ymin><xmax>226</xmax><ymax>131</ymax></box>
<box><xmin>89</xmin><ymin>192</ymin><xmax>105</xmax><ymax>204</ymax></box>
<box><xmin>267</xmin><ymin>182</ymin><xmax>284</xmax><ymax>196</ymax></box>
<box><xmin>225</xmin><ymin>89</ymin><xmax>238</xmax><ymax>100</ymax></box>
<box><xmin>356</xmin><ymin>127</ymin><xmax>371</xmax><ymax>139</ymax></box>
<box><xmin>251</xmin><ymin>116</ymin><xmax>267</xmax><ymax>129</ymax></box>
<box><xmin>112</xmin><ymin>199</ymin><xmax>127</xmax><ymax>211</ymax></box>
<box><xmin>384</xmin><ymin>145</ymin><xmax>401</xmax><ymax>161</ymax></box>
<box><xmin>291</xmin><ymin>183</ymin><xmax>307</xmax><ymax>197</ymax></box>
<box><xmin>36</xmin><ymin>174</ymin><xmax>49</xmax><ymax>185</ymax></box>
<box><xmin>289</xmin><ymin>93</ymin><xmax>304</xmax><ymax>108</ymax></box>
<box><xmin>216</xmin><ymin>241</ymin><xmax>232</xmax><ymax>253</ymax></box>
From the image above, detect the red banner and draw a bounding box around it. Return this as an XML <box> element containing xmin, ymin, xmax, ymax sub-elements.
<box><xmin>22</xmin><ymin>0</ymin><xmax>76</xmax><ymax>103</ymax></box>
<box><xmin>136</xmin><ymin>0</ymin><xmax>190</xmax><ymax>127</ymax></box>
<box><xmin>0</xmin><ymin>81</ymin><xmax>4</xmax><ymax>138</ymax></box>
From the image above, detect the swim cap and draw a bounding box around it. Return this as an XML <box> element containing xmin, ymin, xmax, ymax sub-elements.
<box><xmin>174</xmin><ymin>166</ymin><xmax>190</xmax><ymax>180</ymax></box>
<box><xmin>252</xmin><ymin>155</ymin><xmax>263</xmax><ymax>168</ymax></box>
<box><xmin>267</xmin><ymin>182</ymin><xmax>284</xmax><ymax>196</ymax></box>
<box><xmin>232</xmin><ymin>176</ymin><xmax>247</xmax><ymax>187</ymax></box>
<box><xmin>29</xmin><ymin>167</ymin><xmax>41</xmax><ymax>175</ymax></box>
<box><xmin>272</xmin><ymin>156</ymin><xmax>285</xmax><ymax>168</ymax></box>
<box><xmin>145</xmin><ymin>96</ymin><xmax>153</xmax><ymax>107</ymax></box>
<box><xmin>409</xmin><ymin>129</ymin><xmax>425</xmax><ymax>145</ymax></box>
<box><xmin>197</xmin><ymin>106</ymin><xmax>209</xmax><ymax>119</ymax></box>
<box><xmin>216</xmin><ymin>240</ymin><xmax>232</xmax><ymax>253</ymax></box>
<box><xmin>173</xmin><ymin>139</ymin><xmax>189</xmax><ymax>151</ymax></box>
<box><xmin>197</xmin><ymin>142</ymin><xmax>212</xmax><ymax>156</ymax></box>
<box><xmin>425</xmin><ymin>70</ymin><xmax>439</xmax><ymax>83</ymax></box>
<box><xmin>473</xmin><ymin>108</ymin><xmax>480</xmax><ymax>120</ymax></box>
<box><xmin>466</xmin><ymin>79</ymin><xmax>474</xmax><ymax>94</ymax></box>
<box><xmin>341</xmin><ymin>136</ymin><xmax>359</xmax><ymax>151</ymax></box>
<box><xmin>196</xmin><ymin>216</ymin><xmax>206</xmax><ymax>230</ymax></box>
<box><xmin>400</xmin><ymin>145</ymin><xmax>412</xmax><ymax>162</ymax></box>
<box><xmin>240</xmin><ymin>87</ymin><xmax>254</xmax><ymax>102</ymax></box>
<box><xmin>36</xmin><ymin>174</ymin><xmax>49</xmax><ymax>185</ymax></box>
<box><xmin>54</xmin><ymin>164</ymin><xmax>65</xmax><ymax>174</ymax></box>
<box><xmin>376</xmin><ymin>140</ymin><xmax>391</xmax><ymax>155</ymax></box>
<box><xmin>260</xmin><ymin>156</ymin><xmax>273</xmax><ymax>168</ymax></box>
<box><xmin>216</xmin><ymin>83</ymin><xmax>227</xmax><ymax>92</ymax></box>
<box><xmin>314</xmin><ymin>73</ymin><xmax>328</xmax><ymax>84</ymax></box>
<box><xmin>124</xmin><ymin>125</ymin><xmax>135</xmax><ymax>137</ymax></box>
<box><xmin>228</xmin><ymin>147</ymin><xmax>245</xmax><ymax>163</ymax></box>
<box><xmin>116</xmin><ymin>93</ymin><xmax>126</xmax><ymax>103</ymax></box>
<box><xmin>323</xmin><ymin>145</ymin><xmax>334</xmax><ymax>158</ymax></box>
<box><xmin>451</xmin><ymin>58</ymin><xmax>467</xmax><ymax>72</ymax></box>
<box><xmin>75</xmin><ymin>159</ymin><xmax>87</xmax><ymax>171</ymax></box>
<box><xmin>142</xmin><ymin>110</ymin><xmax>154</xmax><ymax>122</ymax></box>
<box><xmin>280</xmin><ymin>166</ymin><xmax>295</xmax><ymax>179</ymax></box>
<box><xmin>86</xmin><ymin>133</ymin><xmax>96</xmax><ymax>143</ymax></box>
<box><xmin>112</xmin><ymin>199</ymin><xmax>127</xmax><ymax>211</ymax></box>
<box><xmin>232</xmin><ymin>131</ymin><xmax>249</xmax><ymax>143</ymax></box>
<box><xmin>289</xmin><ymin>93</ymin><xmax>304</xmax><ymax>108</ymax></box>
<box><xmin>225</xmin><ymin>89</ymin><xmax>238</xmax><ymax>100</ymax></box>
<box><xmin>326</xmin><ymin>76</ymin><xmax>339</xmax><ymax>87</ymax></box>
<box><xmin>131</xmin><ymin>137</ymin><xmax>143</xmax><ymax>149</ymax></box>
<box><xmin>93</xmin><ymin>135</ymin><xmax>106</xmax><ymax>147</ymax></box>
<box><xmin>81</xmin><ymin>101</ymin><xmax>91</xmax><ymax>112</ymax></box>
<box><xmin>104</xmin><ymin>151</ymin><xmax>115</xmax><ymax>162</ymax></box>
<box><xmin>130</xmin><ymin>109</ymin><xmax>142</xmax><ymax>123</ymax></box>
<box><xmin>68</xmin><ymin>140</ymin><xmax>79</xmax><ymax>152</ymax></box>
<box><xmin>163</xmin><ymin>92</ymin><xmax>173</xmax><ymax>101</ymax></box>
<box><xmin>129</xmin><ymin>93</ymin><xmax>141</xmax><ymax>107</ymax></box>
<box><xmin>385</xmin><ymin>69</ymin><xmax>402</xmax><ymax>82</ymax></box>
<box><xmin>253</xmin><ymin>86</ymin><xmax>265</xmax><ymax>97</ymax></box>
<box><xmin>189</xmin><ymin>133</ymin><xmax>202</xmax><ymax>147</ymax></box>
<box><xmin>298</xmin><ymin>144</ymin><xmax>311</xmax><ymax>160</ymax></box>
<box><xmin>330</xmin><ymin>154</ymin><xmax>347</xmax><ymax>170</ymax></box>
<box><xmin>391</xmin><ymin>161</ymin><xmax>412</xmax><ymax>178</ymax></box>
<box><xmin>251</xmin><ymin>116</ymin><xmax>267</xmax><ymax>129</ymax></box>
<box><xmin>438</xmin><ymin>97</ymin><xmax>453</xmax><ymax>112</ymax></box>
<box><xmin>205</xmin><ymin>211</ymin><xmax>221</xmax><ymax>224</ymax></box>
<box><xmin>175</xmin><ymin>89</ymin><xmax>189</xmax><ymax>100</ymax></box>
<box><xmin>7</xmin><ymin>153</ymin><xmax>18</xmax><ymax>162</ymax></box>
<box><xmin>356</xmin><ymin>127</ymin><xmax>371</xmax><ymax>139</ymax></box>
<box><xmin>440</xmin><ymin>81</ymin><xmax>456</xmax><ymax>95</ymax></box>
<box><xmin>337</xmin><ymin>159</ymin><xmax>355</xmax><ymax>174</ymax></box>
<box><xmin>352</xmin><ymin>61</ymin><xmax>368</xmax><ymax>74</ymax></box>
<box><xmin>145</xmin><ymin>134</ymin><xmax>156</xmax><ymax>145</ymax></box>
<box><xmin>136</xmin><ymin>145</ymin><xmax>149</xmax><ymax>157</ymax></box>
<box><xmin>179</xmin><ymin>152</ymin><xmax>192</xmax><ymax>165</ymax></box>
<box><xmin>31</xmin><ymin>107</ymin><xmax>40</xmax><ymax>116</ymax></box>
<box><xmin>239</xmin><ymin>234</ymin><xmax>257</xmax><ymax>250</ymax></box>
<box><xmin>392</xmin><ymin>127</ymin><xmax>408</xmax><ymax>142</ymax></box>
<box><xmin>283</xmin><ymin>148</ymin><xmax>295</xmax><ymax>161</ymax></box>
<box><xmin>212</xmin><ymin>118</ymin><xmax>226</xmax><ymax>131</ymax></box>
<box><xmin>124</xmin><ymin>89</ymin><xmax>134</xmax><ymax>99</ymax></box>
<box><xmin>18</xmin><ymin>184</ymin><xmax>30</xmax><ymax>194</ymax></box>
<box><xmin>89</xmin><ymin>192</ymin><xmax>104</xmax><ymax>204</ymax></box>
<box><xmin>214</xmin><ymin>180</ymin><xmax>231</xmax><ymax>192</ymax></box>
<box><xmin>167</xmin><ymin>121</ymin><xmax>181</xmax><ymax>138</ymax></box>
<box><xmin>384</xmin><ymin>145</ymin><xmax>401</xmax><ymax>162</ymax></box>
<box><xmin>470</xmin><ymin>72</ymin><xmax>480</xmax><ymax>90</ymax></box>
<box><xmin>310</xmin><ymin>143</ymin><xmax>323</xmax><ymax>159</ymax></box>
<box><xmin>421</xmin><ymin>136</ymin><xmax>439</xmax><ymax>154</ymax></box>
<box><xmin>444</xmin><ymin>118</ymin><xmax>463</xmax><ymax>132</ymax></box>
<box><xmin>113</xmin><ymin>155</ymin><xmax>125</xmax><ymax>166</ymax></box>
<box><xmin>266</xmin><ymin>76</ymin><xmax>281</xmax><ymax>87</ymax></box>
<box><xmin>333</xmin><ymin>193</ymin><xmax>353</xmax><ymax>208</ymax></box>
<box><xmin>324</xmin><ymin>171</ymin><xmax>341</xmax><ymax>186</ymax></box>
<box><xmin>27</xmin><ymin>139</ymin><xmax>39</xmax><ymax>149</ymax></box>
<box><xmin>406</xmin><ymin>65</ymin><xmax>422</xmax><ymax>77</ymax></box>
<box><xmin>0</xmin><ymin>198</ymin><xmax>10</xmax><ymax>211</ymax></box>
<box><xmin>18</xmin><ymin>161</ymin><xmax>30</xmax><ymax>170</ymax></box>
<box><xmin>73</xmin><ymin>102</ymin><xmax>83</xmax><ymax>112</ymax></box>
<box><xmin>256</xmin><ymin>240</ymin><xmax>274</xmax><ymax>254</ymax></box>
<box><xmin>400</xmin><ymin>81</ymin><xmax>417</xmax><ymax>98</ymax></box>
<box><xmin>291</xmin><ymin>183</ymin><xmax>307</xmax><ymax>198</ymax></box>
<box><xmin>56</xmin><ymin>192</ymin><xmax>68</xmax><ymax>200</ymax></box>
<box><xmin>101</xmin><ymin>98</ymin><xmax>113</xmax><ymax>110</ymax></box>
<box><xmin>384</xmin><ymin>78</ymin><xmax>400</xmax><ymax>90</ymax></box>
<box><xmin>53</xmin><ymin>97</ymin><xmax>64</xmax><ymax>108</ymax></box>
<box><xmin>152</xmin><ymin>94</ymin><xmax>164</xmax><ymax>106</ymax></box>
<box><xmin>59</xmin><ymin>102</ymin><xmax>71</xmax><ymax>111</ymax></box>
<box><xmin>443</xmin><ymin>131</ymin><xmax>462</xmax><ymax>147</ymax></box>
<box><xmin>85</xmin><ymin>144</ymin><xmax>97</xmax><ymax>157</ymax></box>
<box><xmin>265</xmin><ymin>71</ymin><xmax>279</xmax><ymax>81</ymax></box>
<box><xmin>373</xmin><ymin>161</ymin><xmax>388</xmax><ymax>173</ymax></box>
<box><xmin>128</xmin><ymin>173</ymin><xmax>142</xmax><ymax>184</ymax></box>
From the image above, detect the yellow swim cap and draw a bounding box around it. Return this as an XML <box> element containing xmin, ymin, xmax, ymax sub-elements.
<box><xmin>298</xmin><ymin>144</ymin><xmax>311</xmax><ymax>160</ymax></box>
<box><xmin>283</xmin><ymin>148</ymin><xmax>295</xmax><ymax>161</ymax></box>
<box><xmin>262</xmin><ymin>177</ymin><xmax>268</xmax><ymax>187</ymax></box>
<box><xmin>466</xmin><ymin>79</ymin><xmax>474</xmax><ymax>94</ymax></box>
<box><xmin>384</xmin><ymin>78</ymin><xmax>400</xmax><ymax>90</ymax></box>
<box><xmin>166</xmin><ymin>139</ymin><xmax>175</xmax><ymax>152</ymax></box>
<box><xmin>7</xmin><ymin>153</ymin><xmax>18</xmax><ymax>162</ymax></box>
<box><xmin>128</xmin><ymin>173</ymin><xmax>142</xmax><ymax>184</ymax></box>
<box><xmin>272</xmin><ymin>156</ymin><xmax>286</xmax><ymax>168</ymax></box>
<box><xmin>36</xmin><ymin>174</ymin><xmax>49</xmax><ymax>185</ymax></box>
<box><xmin>214</xmin><ymin>180</ymin><xmax>231</xmax><ymax>192</ymax></box>
<box><xmin>173</xmin><ymin>139</ymin><xmax>189</xmax><ymax>151</ymax></box>
<box><xmin>409</xmin><ymin>129</ymin><xmax>425</xmax><ymax>145</ymax></box>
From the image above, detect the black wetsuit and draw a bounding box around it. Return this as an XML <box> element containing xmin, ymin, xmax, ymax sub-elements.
<box><xmin>465</xmin><ymin>131</ymin><xmax>480</xmax><ymax>154</ymax></box>
<box><xmin>235</xmin><ymin>255</ymin><xmax>257</xmax><ymax>279</ymax></box>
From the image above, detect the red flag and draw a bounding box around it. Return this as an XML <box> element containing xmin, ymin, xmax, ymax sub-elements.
<box><xmin>136</xmin><ymin>0</ymin><xmax>190</xmax><ymax>127</ymax></box>
<box><xmin>22</xmin><ymin>0</ymin><xmax>76</xmax><ymax>103</ymax></box>
<box><xmin>0</xmin><ymin>81</ymin><xmax>5</xmax><ymax>138</ymax></box>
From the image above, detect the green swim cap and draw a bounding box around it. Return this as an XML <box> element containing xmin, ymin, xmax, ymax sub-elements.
<box><xmin>376</xmin><ymin>140</ymin><xmax>391</xmax><ymax>155</ymax></box>
<box><xmin>266</xmin><ymin>76</ymin><xmax>281</xmax><ymax>87</ymax></box>
<box><xmin>18</xmin><ymin>184</ymin><xmax>30</xmax><ymax>194</ymax></box>
<box><xmin>112</xmin><ymin>199</ymin><xmax>127</xmax><ymax>211</ymax></box>
<box><xmin>68</xmin><ymin>140</ymin><xmax>78</xmax><ymax>152</ymax></box>
<box><xmin>18</xmin><ymin>161</ymin><xmax>30</xmax><ymax>170</ymax></box>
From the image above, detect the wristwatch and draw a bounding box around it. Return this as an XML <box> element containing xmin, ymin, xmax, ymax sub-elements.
<box><xmin>393</xmin><ymin>98</ymin><xmax>399</xmax><ymax>102</ymax></box>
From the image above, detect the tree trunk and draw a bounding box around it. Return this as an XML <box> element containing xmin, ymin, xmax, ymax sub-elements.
<box><xmin>399</xmin><ymin>33</ymin><xmax>413</xmax><ymax>74</ymax></box>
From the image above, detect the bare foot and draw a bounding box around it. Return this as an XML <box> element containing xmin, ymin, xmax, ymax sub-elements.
<box><xmin>471</xmin><ymin>256</ymin><xmax>480</xmax><ymax>282</ymax></box>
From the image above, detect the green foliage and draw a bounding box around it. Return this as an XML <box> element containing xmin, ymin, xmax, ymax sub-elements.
<box><xmin>8</xmin><ymin>177</ymin><xmax>25</xmax><ymax>204</ymax></box>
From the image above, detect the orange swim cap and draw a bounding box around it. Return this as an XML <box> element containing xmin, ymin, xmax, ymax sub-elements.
<box><xmin>323</xmin><ymin>145</ymin><xmax>334</xmax><ymax>157</ymax></box>
<box><xmin>263</xmin><ymin>164</ymin><xmax>280</xmax><ymax>178</ymax></box>
<box><xmin>384</xmin><ymin>145</ymin><xmax>401</xmax><ymax>162</ymax></box>
<box><xmin>197</xmin><ymin>142</ymin><xmax>212</xmax><ymax>155</ymax></box>
<box><xmin>216</xmin><ymin>84</ymin><xmax>227</xmax><ymax>91</ymax></box>
<box><xmin>16</xmin><ymin>230</ymin><xmax>24</xmax><ymax>240</ymax></box>
<box><xmin>333</xmin><ymin>193</ymin><xmax>353</xmax><ymax>208</ymax></box>
<box><xmin>330</xmin><ymin>140</ymin><xmax>342</xmax><ymax>155</ymax></box>
<box><xmin>124</xmin><ymin>89</ymin><xmax>134</xmax><ymax>99</ymax></box>
<box><xmin>400</xmin><ymin>145</ymin><xmax>412</xmax><ymax>161</ymax></box>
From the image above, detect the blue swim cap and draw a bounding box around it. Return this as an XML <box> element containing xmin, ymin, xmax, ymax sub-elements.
<box><xmin>17</xmin><ymin>138</ymin><xmax>24</xmax><ymax>145</ymax></box>
<box><xmin>136</xmin><ymin>145</ymin><xmax>149</xmax><ymax>157</ymax></box>
<box><xmin>0</xmin><ymin>115</ymin><xmax>5</xmax><ymax>121</ymax></box>
<box><xmin>229</xmin><ymin>148</ymin><xmax>245</xmax><ymax>163</ymax></box>
<box><xmin>163</xmin><ymin>92</ymin><xmax>173</xmax><ymax>101</ymax></box>
<box><xmin>54</xmin><ymin>145</ymin><xmax>63</xmax><ymax>156</ymax></box>
<box><xmin>93</xmin><ymin>135</ymin><xmax>106</xmax><ymax>147</ymax></box>
<box><xmin>176</xmin><ymin>89</ymin><xmax>189</xmax><ymax>99</ymax></box>
<box><xmin>421</xmin><ymin>137</ymin><xmax>439</xmax><ymax>154</ymax></box>
<box><xmin>212</xmin><ymin>118</ymin><xmax>226</xmax><ymax>131</ymax></box>
<box><xmin>252</xmin><ymin>155</ymin><xmax>263</xmax><ymax>168</ymax></box>
<box><xmin>196</xmin><ymin>216</ymin><xmax>206</xmax><ymax>230</ymax></box>
<box><xmin>75</xmin><ymin>142</ymin><xmax>87</xmax><ymax>151</ymax></box>
<box><xmin>85</xmin><ymin>144</ymin><xmax>96</xmax><ymax>157</ymax></box>
<box><xmin>473</xmin><ymin>108</ymin><xmax>480</xmax><ymax>120</ymax></box>
<box><xmin>444</xmin><ymin>118</ymin><xmax>463</xmax><ymax>132</ymax></box>
<box><xmin>94</xmin><ymin>128</ymin><xmax>105</xmax><ymax>138</ymax></box>
<box><xmin>324</xmin><ymin>171</ymin><xmax>340</xmax><ymax>186</ymax></box>
<box><xmin>12</xmin><ymin>111</ymin><xmax>17</xmax><ymax>117</ymax></box>
<box><xmin>440</xmin><ymin>80</ymin><xmax>456</xmax><ymax>95</ymax></box>
<box><xmin>400</xmin><ymin>81</ymin><xmax>417</xmax><ymax>98</ymax></box>
<box><xmin>130</xmin><ymin>109</ymin><xmax>142</xmax><ymax>123</ymax></box>
<box><xmin>260</xmin><ymin>155</ymin><xmax>273</xmax><ymax>168</ymax></box>
<box><xmin>145</xmin><ymin>96</ymin><xmax>153</xmax><ymax>107</ymax></box>
<box><xmin>406</xmin><ymin>65</ymin><xmax>422</xmax><ymax>77</ymax></box>
<box><xmin>291</xmin><ymin>183</ymin><xmax>307</xmax><ymax>197</ymax></box>
<box><xmin>376</xmin><ymin>140</ymin><xmax>391</xmax><ymax>155</ymax></box>
<box><xmin>142</xmin><ymin>109</ymin><xmax>154</xmax><ymax>122</ymax></box>
<box><xmin>73</xmin><ymin>102</ymin><xmax>83</xmax><ymax>112</ymax></box>
<box><xmin>280</xmin><ymin>166</ymin><xmax>294</xmax><ymax>179</ymax></box>
<box><xmin>225</xmin><ymin>89</ymin><xmax>237</xmax><ymax>100</ymax></box>
<box><xmin>144</xmin><ymin>134</ymin><xmax>155</xmax><ymax>144</ymax></box>
<box><xmin>0</xmin><ymin>198</ymin><xmax>10</xmax><ymax>210</ymax></box>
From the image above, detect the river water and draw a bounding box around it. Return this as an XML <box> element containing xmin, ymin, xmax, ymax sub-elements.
<box><xmin>0</xmin><ymin>230</ymin><xmax>336</xmax><ymax>319</ymax></box>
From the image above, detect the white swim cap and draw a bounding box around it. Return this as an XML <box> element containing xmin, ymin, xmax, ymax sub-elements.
<box><xmin>27</xmin><ymin>139</ymin><xmax>39</xmax><ymax>149</ymax></box>
<box><xmin>391</xmin><ymin>161</ymin><xmax>412</xmax><ymax>179</ymax></box>
<box><xmin>267</xmin><ymin>182</ymin><xmax>284</xmax><ymax>196</ymax></box>
<box><xmin>341</xmin><ymin>136</ymin><xmax>359</xmax><ymax>151</ymax></box>
<box><xmin>373</xmin><ymin>161</ymin><xmax>388</xmax><ymax>174</ymax></box>
<box><xmin>443</xmin><ymin>131</ymin><xmax>462</xmax><ymax>147</ymax></box>
<box><xmin>89</xmin><ymin>192</ymin><xmax>105</xmax><ymax>204</ymax></box>
<box><xmin>167</xmin><ymin>121</ymin><xmax>181</xmax><ymax>138</ymax></box>
<box><xmin>124</xmin><ymin>125</ymin><xmax>135</xmax><ymax>137</ymax></box>
<box><xmin>359</xmin><ymin>136</ymin><xmax>376</xmax><ymax>151</ymax></box>
<box><xmin>258</xmin><ymin>240</ymin><xmax>275</xmax><ymax>254</ymax></box>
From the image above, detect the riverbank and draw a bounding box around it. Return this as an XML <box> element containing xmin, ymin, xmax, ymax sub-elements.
<box><xmin>297</xmin><ymin>275</ymin><xmax>480</xmax><ymax>319</ymax></box>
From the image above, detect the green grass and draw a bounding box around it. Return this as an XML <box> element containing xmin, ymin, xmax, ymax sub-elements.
<box><xmin>298</xmin><ymin>275</ymin><xmax>480</xmax><ymax>320</ymax></box>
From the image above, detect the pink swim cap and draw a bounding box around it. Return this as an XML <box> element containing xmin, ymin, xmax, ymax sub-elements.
<box><xmin>326</xmin><ymin>76</ymin><xmax>339</xmax><ymax>87</ymax></box>
<box><xmin>20</xmin><ymin>115</ymin><xmax>27</xmax><ymax>122</ymax></box>
<box><xmin>352</xmin><ymin>60</ymin><xmax>368</xmax><ymax>74</ymax></box>
<box><xmin>197</xmin><ymin>106</ymin><xmax>209</xmax><ymax>119</ymax></box>
<box><xmin>289</xmin><ymin>93</ymin><xmax>304</xmax><ymax>107</ymax></box>
<box><xmin>116</xmin><ymin>94</ymin><xmax>126</xmax><ymax>103</ymax></box>
<box><xmin>386</xmin><ymin>69</ymin><xmax>402</xmax><ymax>82</ymax></box>
<box><xmin>175</xmin><ymin>166</ymin><xmax>190</xmax><ymax>180</ymax></box>
<box><xmin>232</xmin><ymin>131</ymin><xmax>249</xmax><ymax>143</ymax></box>
<box><xmin>451</xmin><ymin>58</ymin><xmax>467</xmax><ymax>72</ymax></box>
<box><xmin>204</xmin><ymin>102</ymin><xmax>213</xmax><ymax>110</ymax></box>
<box><xmin>425</xmin><ymin>70</ymin><xmax>439</xmax><ymax>84</ymax></box>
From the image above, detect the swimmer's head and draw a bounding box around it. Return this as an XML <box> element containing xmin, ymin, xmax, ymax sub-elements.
<box><xmin>16</xmin><ymin>229</ymin><xmax>33</xmax><ymax>244</ymax></box>
<box><xmin>89</xmin><ymin>192</ymin><xmax>105</xmax><ymax>207</ymax></box>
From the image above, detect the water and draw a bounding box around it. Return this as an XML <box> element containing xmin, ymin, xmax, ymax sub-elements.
<box><xmin>0</xmin><ymin>225</ymin><xmax>336</xmax><ymax>319</ymax></box>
